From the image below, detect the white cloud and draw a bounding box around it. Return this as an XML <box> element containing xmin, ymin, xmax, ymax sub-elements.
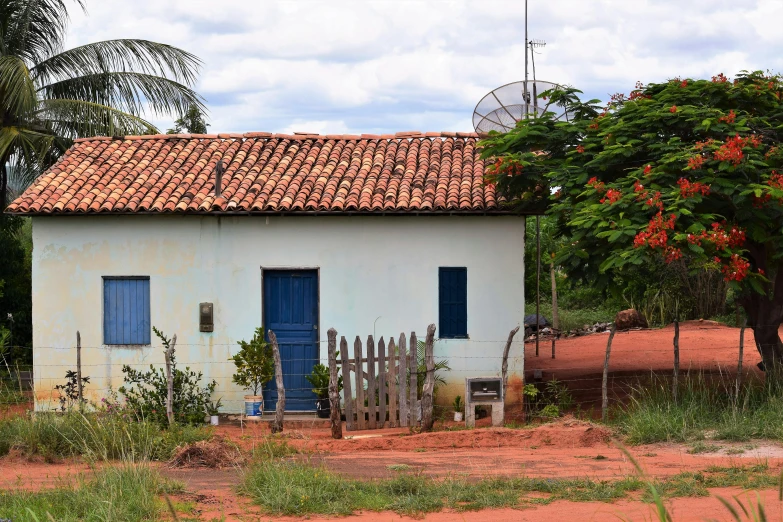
<box><xmin>63</xmin><ymin>0</ymin><xmax>782</xmax><ymax>134</ymax></box>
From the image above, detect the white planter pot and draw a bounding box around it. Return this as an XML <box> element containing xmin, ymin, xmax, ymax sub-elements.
<box><xmin>244</xmin><ymin>395</ymin><xmax>263</xmax><ymax>417</ymax></box>
<box><xmin>210</xmin><ymin>415</ymin><xmax>219</xmax><ymax>426</ymax></box>
<box><xmin>454</xmin><ymin>412</ymin><xmax>463</xmax><ymax>422</ymax></box>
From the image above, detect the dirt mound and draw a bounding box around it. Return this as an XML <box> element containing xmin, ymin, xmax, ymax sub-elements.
<box><xmin>293</xmin><ymin>418</ymin><xmax>612</xmax><ymax>453</ymax></box>
<box><xmin>168</xmin><ymin>436</ymin><xmax>244</xmax><ymax>469</ymax></box>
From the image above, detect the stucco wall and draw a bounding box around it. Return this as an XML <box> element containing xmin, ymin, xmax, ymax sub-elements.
<box><xmin>32</xmin><ymin>215</ymin><xmax>525</xmax><ymax>414</ymax></box>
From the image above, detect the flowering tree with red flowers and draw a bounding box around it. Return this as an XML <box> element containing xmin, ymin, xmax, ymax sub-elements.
<box><xmin>481</xmin><ymin>72</ymin><xmax>783</xmax><ymax>370</ymax></box>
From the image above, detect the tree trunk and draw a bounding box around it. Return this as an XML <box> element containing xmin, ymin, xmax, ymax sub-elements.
<box><xmin>742</xmin><ymin>296</ymin><xmax>783</xmax><ymax>372</ymax></box>
<box><xmin>550</xmin><ymin>259</ymin><xmax>560</xmax><ymax>331</ymax></box>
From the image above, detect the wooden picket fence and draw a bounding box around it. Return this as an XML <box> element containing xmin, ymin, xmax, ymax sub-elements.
<box><xmin>327</xmin><ymin>325</ymin><xmax>436</xmax><ymax>431</ymax></box>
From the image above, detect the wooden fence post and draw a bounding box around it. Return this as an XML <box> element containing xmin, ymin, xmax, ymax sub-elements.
<box><xmin>602</xmin><ymin>326</ymin><xmax>616</xmax><ymax>422</ymax></box>
<box><xmin>672</xmin><ymin>319</ymin><xmax>680</xmax><ymax>401</ymax></box>
<box><xmin>501</xmin><ymin>326</ymin><xmax>520</xmax><ymax>418</ymax></box>
<box><xmin>421</xmin><ymin>324</ymin><xmax>436</xmax><ymax>431</ymax></box>
<box><xmin>340</xmin><ymin>336</ymin><xmax>353</xmax><ymax>431</ymax></box>
<box><xmin>378</xmin><ymin>337</ymin><xmax>387</xmax><ymax>427</ymax></box>
<box><xmin>165</xmin><ymin>334</ymin><xmax>177</xmax><ymax>427</ymax></box>
<box><xmin>388</xmin><ymin>337</ymin><xmax>398</xmax><ymax>428</ymax></box>
<box><xmin>409</xmin><ymin>332</ymin><xmax>418</xmax><ymax>426</ymax></box>
<box><xmin>269</xmin><ymin>330</ymin><xmax>285</xmax><ymax>434</ymax></box>
<box><xmin>736</xmin><ymin>320</ymin><xmax>746</xmax><ymax>402</ymax></box>
<box><xmin>398</xmin><ymin>333</ymin><xmax>408</xmax><ymax>427</ymax></box>
<box><xmin>354</xmin><ymin>336</ymin><xmax>366</xmax><ymax>430</ymax></box>
<box><xmin>327</xmin><ymin>328</ymin><xmax>342</xmax><ymax>439</ymax></box>
<box><xmin>366</xmin><ymin>335</ymin><xmax>377</xmax><ymax>429</ymax></box>
<box><xmin>76</xmin><ymin>331</ymin><xmax>83</xmax><ymax>409</ymax></box>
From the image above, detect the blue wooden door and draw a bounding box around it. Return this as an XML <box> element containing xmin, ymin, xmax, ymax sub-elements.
<box><xmin>263</xmin><ymin>270</ymin><xmax>318</xmax><ymax>411</ymax></box>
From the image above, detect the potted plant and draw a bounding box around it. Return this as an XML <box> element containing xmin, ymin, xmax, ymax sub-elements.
<box><xmin>230</xmin><ymin>327</ymin><xmax>274</xmax><ymax>419</ymax></box>
<box><xmin>205</xmin><ymin>398</ymin><xmax>222</xmax><ymax>426</ymax></box>
<box><xmin>452</xmin><ymin>395</ymin><xmax>463</xmax><ymax>422</ymax></box>
<box><xmin>306</xmin><ymin>363</ymin><xmax>342</xmax><ymax>418</ymax></box>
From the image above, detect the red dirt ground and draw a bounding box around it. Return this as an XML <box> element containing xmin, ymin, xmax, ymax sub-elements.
<box><xmin>526</xmin><ymin>321</ymin><xmax>765</xmax><ymax>408</ymax></box>
<box><xmin>2</xmin><ymin>324</ymin><xmax>779</xmax><ymax>521</ymax></box>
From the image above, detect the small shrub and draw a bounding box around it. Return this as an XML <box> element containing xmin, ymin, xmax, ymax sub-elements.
<box><xmin>306</xmin><ymin>363</ymin><xmax>342</xmax><ymax>399</ymax></box>
<box><xmin>53</xmin><ymin>369</ymin><xmax>90</xmax><ymax>412</ymax></box>
<box><xmin>231</xmin><ymin>327</ymin><xmax>275</xmax><ymax>396</ymax></box>
<box><xmin>119</xmin><ymin>327</ymin><xmax>216</xmax><ymax>427</ymax></box>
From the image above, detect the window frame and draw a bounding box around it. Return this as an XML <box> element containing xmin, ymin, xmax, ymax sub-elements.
<box><xmin>102</xmin><ymin>276</ymin><xmax>151</xmax><ymax>346</ymax></box>
<box><xmin>438</xmin><ymin>266</ymin><xmax>468</xmax><ymax>339</ymax></box>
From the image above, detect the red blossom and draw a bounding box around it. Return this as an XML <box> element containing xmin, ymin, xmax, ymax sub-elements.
<box><xmin>677</xmin><ymin>178</ymin><xmax>710</xmax><ymax>198</ymax></box>
<box><xmin>711</xmin><ymin>73</ymin><xmax>729</xmax><ymax>83</ymax></box>
<box><xmin>687</xmin><ymin>155</ymin><xmax>705</xmax><ymax>170</ymax></box>
<box><xmin>669</xmin><ymin>106</ymin><xmax>678</xmax><ymax>113</ymax></box>
<box><xmin>600</xmin><ymin>188</ymin><xmax>623</xmax><ymax>205</ymax></box>
<box><xmin>576</xmin><ymin>145</ymin><xmax>585</xmax><ymax>153</ymax></box>
<box><xmin>718</xmin><ymin>110</ymin><xmax>736</xmax><ymax>124</ymax></box>
<box><xmin>720</xmin><ymin>254</ymin><xmax>751</xmax><ymax>282</ymax></box>
<box><xmin>633</xmin><ymin>211</ymin><xmax>676</xmax><ymax>252</ymax></box>
<box><xmin>680</xmin><ymin>80</ymin><xmax>688</xmax><ymax>88</ymax></box>
<box><xmin>634</xmin><ymin>180</ymin><xmax>645</xmax><ymax>193</ymax></box>
<box><xmin>643</xmin><ymin>164</ymin><xmax>652</xmax><ymax>176</ymax></box>
<box><xmin>587</xmin><ymin>176</ymin><xmax>605</xmax><ymax>193</ymax></box>
<box><xmin>768</xmin><ymin>171</ymin><xmax>783</xmax><ymax>190</ymax></box>
<box><xmin>687</xmin><ymin>222</ymin><xmax>745</xmax><ymax>250</ymax></box>
<box><xmin>759</xmin><ymin>269</ymin><xmax>765</xmax><ymax>276</ymax></box>
<box><xmin>713</xmin><ymin>135</ymin><xmax>761</xmax><ymax>166</ymax></box>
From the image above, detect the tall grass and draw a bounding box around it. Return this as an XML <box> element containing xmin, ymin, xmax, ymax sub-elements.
<box><xmin>614</xmin><ymin>371</ymin><xmax>783</xmax><ymax>444</ymax></box>
<box><xmin>0</xmin><ymin>465</ymin><xmax>170</xmax><ymax>521</ymax></box>
<box><xmin>0</xmin><ymin>411</ymin><xmax>211</xmax><ymax>461</ymax></box>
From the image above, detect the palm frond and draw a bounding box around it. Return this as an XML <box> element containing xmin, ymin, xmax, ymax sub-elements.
<box><xmin>0</xmin><ymin>55</ymin><xmax>37</xmax><ymax>114</ymax></box>
<box><xmin>37</xmin><ymin>71</ymin><xmax>204</xmax><ymax>117</ymax></box>
<box><xmin>0</xmin><ymin>0</ymin><xmax>83</xmax><ymax>64</ymax></box>
<box><xmin>32</xmin><ymin>39</ymin><xmax>202</xmax><ymax>88</ymax></box>
<box><xmin>35</xmin><ymin>98</ymin><xmax>157</xmax><ymax>137</ymax></box>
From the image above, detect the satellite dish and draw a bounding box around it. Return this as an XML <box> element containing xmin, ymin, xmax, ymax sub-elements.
<box><xmin>472</xmin><ymin>80</ymin><xmax>571</xmax><ymax>134</ymax></box>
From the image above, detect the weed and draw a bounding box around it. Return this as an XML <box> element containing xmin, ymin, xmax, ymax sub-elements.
<box><xmin>614</xmin><ymin>371</ymin><xmax>783</xmax><ymax>444</ymax></box>
<box><xmin>0</xmin><ymin>411</ymin><xmax>211</xmax><ymax>461</ymax></box>
<box><xmin>725</xmin><ymin>448</ymin><xmax>746</xmax><ymax>455</ymax></box>
<box><xmin>239</xmin><ymin>459</ymin><xmax>783</xmax><ymax>517</ymax></box>
<box><xmin>687</xmin><ymin>441</ymin><xmax>722</xmax><ymax>454</ymax></box>
<box><xmin>0</xmin><ymin>464</ymin><xmax>171</xmax><ymax>521</ymax></box>
<box><xmin>387</xmin><ymin>464</ymin><xmax>411</xmax><ymax>471</ymax></box>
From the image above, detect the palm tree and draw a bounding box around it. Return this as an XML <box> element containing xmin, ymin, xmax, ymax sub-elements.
<box><xmin>0</xmin><ymin>0</ymin><xmax>205</xmax><ymax>208</ymax></box>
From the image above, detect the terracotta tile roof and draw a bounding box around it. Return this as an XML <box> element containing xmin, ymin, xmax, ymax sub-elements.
<box><xmin>7</xmin><ymin>132</ymin><xmax>511</xmax><ymax>215</ymax></box>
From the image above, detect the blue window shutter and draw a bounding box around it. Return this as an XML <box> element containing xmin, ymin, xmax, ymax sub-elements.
<box><xmin>439</xmin><ymin>267</ymin><xmax>467</xmax><ymax>338</ymax></box>
<box><xmin>103</xmin><ymin>278</ymin><xmax>150</xmax><ymax>344</ymax></box>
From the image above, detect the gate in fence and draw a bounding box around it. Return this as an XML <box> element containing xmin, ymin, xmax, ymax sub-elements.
<box><xmin>327</xmin><ymin>325</ymin><xmax>436</xmax><ymax>431</ymax></box>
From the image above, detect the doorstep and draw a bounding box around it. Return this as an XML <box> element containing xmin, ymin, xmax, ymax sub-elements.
<box><xmin>222</xmin><ymin>413</ymin><xmax>331</xmax><ymax>429</ymax></box>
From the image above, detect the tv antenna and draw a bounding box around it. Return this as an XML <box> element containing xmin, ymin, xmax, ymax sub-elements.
<box><xmin>472</xmin><ymin>0</ymin><xmax>570</xmax><ymax>134</ymax></box>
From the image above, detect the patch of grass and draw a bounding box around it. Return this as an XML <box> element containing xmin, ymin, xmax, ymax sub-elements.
<box><xmin>387</xmin><ymin>464</ymin><xmax>411</xmax><ymax>471</ymax></box>
<box><xmin>614</xmin><ymin>371</ymin><xmax>783</xmax><ymax>444</ymax></box>
<box><xmin>0</xmin><ymin>464</ymin><xmax>169</xmax><ymax>521</ymax></box>
<box><xmin>240</xmin><ymin>460</ymin><xmax>781</xmax><ymax>517</ymax></box>
<box><xmin>0</xmin><ymin>411</ymin><xmax>211</xmax><ymax>461</ymax></box>
<box><xmin>725</xmin><ymin>448</ymin><xmax>745</xmax><ymax>455</ymax></box>
<box><xmin>687</xmin><ymin>441</ymin><xmax>722</xmax><ymax>454</ymax></box>
<box><xmin>251</xmin><ymin>437</ymin><xmax>299</xmax><ymax>460</ymax></box>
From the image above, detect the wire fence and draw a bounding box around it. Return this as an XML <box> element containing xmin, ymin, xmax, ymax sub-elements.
<box><xmin>0</xmin><ymin>321</ymin><xmax>771</xmax><ymax>416</ymax></box>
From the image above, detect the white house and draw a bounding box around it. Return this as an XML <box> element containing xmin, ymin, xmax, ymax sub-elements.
<box><xmin>8</xmin><ymin>131</ymin><xmax>528</xmax><ymax>416</ymax></box>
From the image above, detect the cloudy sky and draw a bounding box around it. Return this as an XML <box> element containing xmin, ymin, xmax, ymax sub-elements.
<box><xmin>65</xmin><ymin>0</ymin><xmax>783</xmax><ymax>135</ymax></box>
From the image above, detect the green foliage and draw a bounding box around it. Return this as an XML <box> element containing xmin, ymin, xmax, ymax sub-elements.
<box><xmin>0</xmin><ymin>410</ymin><xmax>211</xmax><ymax>461</ymax></box>
<box><xmin>166</xmin><ymin>104</ymin><xmax>209</xmax><ymax>134</ymax></box>
<box><xmin>0</xmin><ymin>0</ymin><xmax>204</xmax><ymax>209</ymax></box>
<box><xmin>53</xmin><ymin>369</ymin><xmax>90</xmax><ymax>412</ymax></box>
<box><xmin>452</xmin><ymin>395</ymin><xmax>463</xmax><ymax>412</ymax></box>
<box><xmin>615</xmin><ymin>371</ymin><xmax>783</xmax><ymax>443</ymax></box>
<box><xmin>305</xmin><ymin>363</ymin><xmax>342</xmax><ymax>399</ymax></box>
<box><xmin>540</xmin><ymin>404</ymin><xmax>560</xmax><ymax>418</ymax></box>
<box><xmin>0</xmin><ymin>464</ymin><xmax>171</xmax><ymax>521</ymax></box>
<box><xmin>240</xmin><ymin>459</ymin><xmax>781</xmax><ymax>517</ymax></box>
<box><xmin>231</xmin><ymin>327</ymin><xmax>275</xmax><ymax>396</ymax></box>
<box><xmin>483</xmin><ymin>72</ymin><xmax>783</xmax><ymax>356</ymax></box>
<box><xmin>416</xmin><ymin>339</ymin><xmax>450</xmax><ymax>397</ymax></box>
<box><xmin>0</xmin><ymin>216</ymin><xmax>32</xmax><ymax>360</ymax></box>
<box><xmin>204</xmin><ymin>398</ymin><xmax>222</xmax><ymax>416</ymax></box>
<box><xmin>119</xmin><ymin>327</ymin><xmax>216</xmax><ymax>426</ymax></box>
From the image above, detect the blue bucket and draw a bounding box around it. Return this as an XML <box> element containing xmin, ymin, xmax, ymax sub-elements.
<box><xmin>244</xmin><ymin>399</ymin><xmax>263</xmax><ymax>417</ymax></box>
